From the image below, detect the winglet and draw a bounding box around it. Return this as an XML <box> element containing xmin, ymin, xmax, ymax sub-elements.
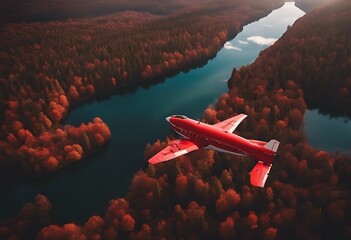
<box><xmin>249</xmin><ymin>161</ymin><xmax>271</xmax><ymax>187</ymax></box>
<box><xmin>264</xmin><ymin>140</ymin><xmax>280</xmax><ymax>153</ymax></box>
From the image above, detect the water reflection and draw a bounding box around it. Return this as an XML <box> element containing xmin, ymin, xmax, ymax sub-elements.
<box><xmin>304</xmin><ymin>109</ymin><xmax>351</xmax><ymax>153</ymax></box>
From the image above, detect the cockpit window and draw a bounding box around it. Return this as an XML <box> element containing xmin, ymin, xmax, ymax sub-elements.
<box><xmin>173</xmin><ymin>115</ymin><xmax>187</xmax><ymax>119</ymax></box>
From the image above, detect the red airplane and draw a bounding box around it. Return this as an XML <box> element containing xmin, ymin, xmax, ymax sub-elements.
<box><xmin>148</xmin><ymin>114</ymin><xmax>280</xmax><ymax>187</ymax></box>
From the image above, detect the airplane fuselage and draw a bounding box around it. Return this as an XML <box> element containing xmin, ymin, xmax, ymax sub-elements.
<box><xmin>149</xmin><ymin>114</ymin><xmax>280</xmax><ymax>187</ymax></box>
<box><xmin>168</xmin><ymin>116</ymin><xmax>275</xmax><ymax>165</ymax></box>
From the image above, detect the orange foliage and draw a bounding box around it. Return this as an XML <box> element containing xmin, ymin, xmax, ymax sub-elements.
<box><xmin>263</xmin><ymin>227</ymin><xmax>277</xmax><ymax>240</ymax></box>
<box><xmin>1</xmin><ymin>195</ymin><xmax>52</xmax><ymax>240</ymax></box>
<box><xmin>0</xmin><ymin>0</ymin><xmax>284</xmax><ymax>198</ymax></box>
<box><xmin>4</xmin><ymin>1</ymin><xmax>351</xmax><ymax>240</ymax></box>
<box><xmin>219</xmin><ymin>217</ymin><xmax>235</xmax><ymax>240</ymax></box>
<box><xmin>121</xmin><ymin>214</ymin><xmax>135</xmax><ymax>232</ymax></box>
<box><xmin>247</xmin><ymin>211</ymin><xmax>258</xmax><ymax>229</ymax></box>
<box><xmin>175</xmin><ymin>175</ymin><xmax>189</xmax><ymax>197</ymax></box>
<box><xmin>216</xmin><ymin>189</ymin><xmax>240</xmax><ymax>214</ymax></box>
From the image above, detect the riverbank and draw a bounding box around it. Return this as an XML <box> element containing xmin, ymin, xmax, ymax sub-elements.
<box><xmin>0</xmin><ymin>0</ymin><xmax>286</xmax><ymax>193</ymax></box>
<box><xmin>1</xmin><ymin>2</ymin><xmax>303</xmax><ymax>222</ymax></box>
<box><xmin>27</xmin><ymin>1</ymin><xmax>351</xmax><ymax>239</ymax></box>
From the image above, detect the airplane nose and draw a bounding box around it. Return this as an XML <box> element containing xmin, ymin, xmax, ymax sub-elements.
<box><xmin>166</xmin><ymin>117</ymin><xmax>171</xmax><ymax>122</ymax></box>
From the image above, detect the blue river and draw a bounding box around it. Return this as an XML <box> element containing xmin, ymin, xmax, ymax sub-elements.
<box><xmin>1</xmin><ymin>3</ymin><xmax>309</xmax><ymax>223</ymax></box>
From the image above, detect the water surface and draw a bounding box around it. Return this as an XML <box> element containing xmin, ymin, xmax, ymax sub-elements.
<box><xmin>304</xmin><ymin>109</ymin><xmax>351</xmax><ymax>153</ymax></box>
<box><xmin>0</xmin><ymin>3</ymin><xmax>305</xmax><ymax>223</ymax></box>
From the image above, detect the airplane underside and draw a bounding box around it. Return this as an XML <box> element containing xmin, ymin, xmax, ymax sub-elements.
<box><xmin>204</xmin><ymin>145</ymin><xmax>247</xmax><ymax>157</ymax></box>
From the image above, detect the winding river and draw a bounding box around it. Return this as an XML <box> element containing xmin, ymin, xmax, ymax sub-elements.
<box><xmin>0</xmin><ymin>2</ymin><xmax>305</xmax><ymax>223</ymax></box>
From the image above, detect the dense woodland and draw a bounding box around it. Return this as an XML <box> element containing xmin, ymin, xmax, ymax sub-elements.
<box><xmin>295</xmin><ymin>0</ymin><xmax>336</xmax><ymax>12</ymax></box>
<box><xmin>0</xmin><ymin>0</ymin><xmax>215</xmax><ymax>23</ymax></box>
<box><xmin>0</xmin><ymin>0</ymin><xmax>284</xmax><ymax>23</ymax></box>
<box><xmin>0</xmin><ymin>0</ymin><xmax>193</xmax><ymax>23</ymax></box>
<box><xmin>0</xmin><ymin>0</ymin><xmax>284</xmax><ymax>191</ymax></box>
<box><xmin>242</xmin><ymin>0</ymin><xmax>351</xmax><ymax>114</ymax></box>
<box><xmin>1</xmin><ymin>0</ymin><xmax>350</xmax><ymax>239</ymax></box>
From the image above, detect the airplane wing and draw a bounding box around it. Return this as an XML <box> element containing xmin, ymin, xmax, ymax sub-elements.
<box><xmin>148</xmin><ymin>139</ymin><xmax>200</xmax><ymax>164</ymax></box>
<box><xmin>249</xmin><ymin>161</ymin><xmax>272</xmax><ymax>187</ymax></box>
<box><xmin>214</xmin><ymin>114</ymin><xmax>247</xmax><ymax>133</ymax></box>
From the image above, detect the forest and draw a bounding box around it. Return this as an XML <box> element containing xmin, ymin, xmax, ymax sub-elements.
<box><xmin>294</xmin><ymin>0</ymin><xmax>335</xmax><ymax>12</ymax></box>
<box><xmin>0</xmin><ymin>0</ymin><xmax>284</xmax><ymax>192</ymax></box>
<box><xmin>233</xmin><ymin>0</ymin><xmax>351</xmax><ymax>114</ymax></box>
<box><xmin>1</xmin><ymin>0</ymin><xmax>350</xmax><ymax>239</ymax></box>
<box><xmin>0</xmin><ymin>0</ymin><xmax>283</xmax><ymax>23</ymax></box>
<box><xmin>0</xmin><ymin>0</ymin><xmax>199</xmax><ymax>23</ymax></box>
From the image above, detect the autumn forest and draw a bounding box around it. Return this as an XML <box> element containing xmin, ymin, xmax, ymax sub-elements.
<box><xmin>1</xmin><ymin>0</ymin><xmax>351</xmax><ymax>239</ymax></box>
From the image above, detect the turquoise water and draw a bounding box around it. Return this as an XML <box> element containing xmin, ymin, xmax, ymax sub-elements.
<box><xmin>304</xmin><ymin>109</ymin><xmax>351</xmax><ymax>153</ymax></box>
<box><xmin>0</xmin><ymin>3</ymin><xmax>305</xmax><ymax>223</ymax></box>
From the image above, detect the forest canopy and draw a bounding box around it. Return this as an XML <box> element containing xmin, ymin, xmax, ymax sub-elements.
<box><xmin>0</xmin><ymin>0</ymin><xmax>284</xmax><ymax>194</ymax></box>
<box><xmin>1</xmin><ymin>0</ymin><xmax>351</xmax><ymax>239</ymax></box>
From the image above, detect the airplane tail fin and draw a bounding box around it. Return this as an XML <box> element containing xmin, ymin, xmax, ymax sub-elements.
<box><xmin>249</xmin><ymin>161</ymin><xmax>271</xmax><ymax>188</ymax></box>
<box><xmin>250</xmin><ymin>140</ymin><xmax>280</xmax><ymax>188</ymax></box>
<box><xmin>264</xmin><ymin>139</ymin><xmax>280</xmax><ymax>153</ymax></box>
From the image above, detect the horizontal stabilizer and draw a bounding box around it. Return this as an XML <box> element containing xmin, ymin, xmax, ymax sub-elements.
<box><xmin>249</xmin><ymin>161</ymin><xmax>272</xmax><ymax>188</ymax></box>
<box><xmin>264</xmin><ymin>140</ymin><xmax>280</xmax><ymax>153</ymax></box>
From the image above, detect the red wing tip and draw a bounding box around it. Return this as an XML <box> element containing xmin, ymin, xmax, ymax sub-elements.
<box><xmin>148</xmin><ymin>155</ymin><xmax>170</xmax><ymax>164</ymax></box>
<box><xmin>148</xmin><ymin>158</ymin><xmax>159</xmax><ymax>165</ymax></box>
<box><xmin>250</xmin><ymin>179</ymin><xmax>265</xmax><ymax>188</ymax></box>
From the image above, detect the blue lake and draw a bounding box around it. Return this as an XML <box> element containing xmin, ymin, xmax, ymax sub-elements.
<box><xmin>0</xmin><ymin>2</ymin><xmax>305</xmax><ymax>223</ymax></box>
<box><xmin>304</xmin><ymin>109</ymin><xmax>351</xmax><ymax>153</ymax></box>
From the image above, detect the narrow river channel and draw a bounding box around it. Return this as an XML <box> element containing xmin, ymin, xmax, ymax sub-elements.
<box><xmin>0</xmin><ymin>2</ymin><xmax>305</xmax><ymax>223</ymax></box>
